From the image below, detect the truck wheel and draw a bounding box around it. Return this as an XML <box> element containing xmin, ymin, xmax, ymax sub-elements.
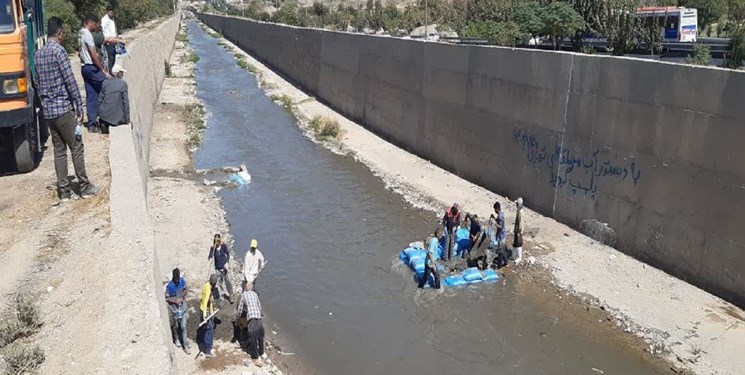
<box><xmin>13</xmin><ymin>124</ymin><xmax>35</xmax><ymax>173</ymax></box>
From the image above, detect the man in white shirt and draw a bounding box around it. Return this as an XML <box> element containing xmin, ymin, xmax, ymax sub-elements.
<box><xmin>243</xmin><ymin>239</ymin><xmax>266</xmax><ymax>287</ymax></box>
<box><xmin>101</xmin><ymin>6</ymin><xmax>125</xmax><ymax>72</ymax></box>
<box><xmin>80</xmin><ymin>14</ymin><xmax>109</xmax><ymax>132</ymax></box>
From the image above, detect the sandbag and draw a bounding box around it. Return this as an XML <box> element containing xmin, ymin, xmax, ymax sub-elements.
<box><xmin>408</xmin><ymin>241</ymin><xmax>424</xmax><ymax>249</ymax></box>
<box><xmin>404</xmin><ymin>248</ymin><xmax>426</xmax><ymax>262</ymax></box>
<box><xmin>444</xmin><ymin>275</ymin><xmax>468</xmax><ymax>287</ymax></box>
<box><xmin>410</xmin><ymin>257</ymin><xmax>426</xmax><ymax>273</ymax></box>
<box><xmin>482</xmin><ymin>269</ymin><xmax>500</xmax><ymax>282</ymax></box>
<box><xmin>462</xmin><ymin>267</ymin><xmax>483</xmax><ymax>282</ymax></box>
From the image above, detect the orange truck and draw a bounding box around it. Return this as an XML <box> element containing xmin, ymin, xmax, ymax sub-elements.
<box><xmin>0</xmin><ymin>0</ymin><xmax>44</xmax><ymax>173</ymax></box>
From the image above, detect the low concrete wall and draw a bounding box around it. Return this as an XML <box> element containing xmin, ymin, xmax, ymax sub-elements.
<box><xmin>107</xmin><ymin>14</ymin><xmax>181</xmax><ymax>373</ymax></box>
<box><xmin>198</xmin><ymin>14</ymin><xmax>745</xmax><ymax>308</ymax></box>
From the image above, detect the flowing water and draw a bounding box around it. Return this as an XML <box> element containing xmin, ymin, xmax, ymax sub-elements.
<box><xmin>188</xmin><ymin>21</ymin><xmax>664</xmax><ymax>375</ymax></box>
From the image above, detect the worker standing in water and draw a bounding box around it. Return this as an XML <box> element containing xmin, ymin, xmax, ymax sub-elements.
<box><xmin>418</xmin><ymin>227</ymin><xmax>442</xmax><ymax>289</ymax></box>
<box><xmin>441</xmin><ymin>203</ymin><xmax>460</xmax><ymax>261</ymax></box>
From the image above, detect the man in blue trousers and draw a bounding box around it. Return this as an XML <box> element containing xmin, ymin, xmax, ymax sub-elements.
<box><xmin>79</xmin><ymin>14</ymin><xmax>110</xmax><ymax>133</ymax></box>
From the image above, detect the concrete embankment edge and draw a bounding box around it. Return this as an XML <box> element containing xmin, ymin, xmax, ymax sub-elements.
<box><xmin>197</xmin><ymin>13</ymin><xmax>745</xmax><ymax>309</ymax></box>
<box><xmin>107</xmin><ymin>14</ymin><xmax>180</xmax><ymax>374</ymax></box>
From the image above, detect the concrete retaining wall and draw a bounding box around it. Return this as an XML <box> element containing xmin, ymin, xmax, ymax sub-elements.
<box><xmin>107</xmin><ymin>14</ymin><xmax>181</xmax><ymax>373</ymax></box>
<box><xmin>198</xmin><ymin>13</ymin><xmax>745</xmax><ymax>308</ymax></box>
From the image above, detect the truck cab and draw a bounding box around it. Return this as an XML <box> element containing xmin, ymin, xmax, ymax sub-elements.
<box><xmin>0</xmin><ymin>0</ymin><xmax>44</xmax><ymax>173</ymax></box>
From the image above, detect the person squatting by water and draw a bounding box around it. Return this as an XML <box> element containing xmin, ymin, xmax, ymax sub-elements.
<box><xmin>234</xmin><ymin>281</ymin><xmax>266</xmax><ymax>366</ymax></box>
<box><xmin>455</xmin><ymin>215</ymin><xmax>471</xmax><ymax>259</ymax></box>
<box><xmin>165</xmin><ymin>268</ymin><xmax>190</xmax><ymax>354</ymax></box>
<box><xmin>209</xmin><ymin>234</ymin><xmax>233</xmax><ymax>303</ymax></box>
<box><xmin>418</xmin><ymin>227</ymin><xmax>442</xmax><ymax>289</ymax></box>
<box><xmin>469</xmin><ymin>224</ymin><xmax>491</xmax><ymax>270</ymax></box>
<box><xmin>198</xmin><ymin>273</ymin><xmax>219</xmax><ymax>358</ymax></box>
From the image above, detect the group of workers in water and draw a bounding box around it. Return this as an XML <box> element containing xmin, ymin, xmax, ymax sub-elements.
<box><xmin>418</xmin><ymin>198</ymin><xmax>525</xmax><ymax>289</ymax></box>
<box><xmin>164</xmin><ymin>236</ymin><xmax>268</xmax><ymax>366</ymax></box>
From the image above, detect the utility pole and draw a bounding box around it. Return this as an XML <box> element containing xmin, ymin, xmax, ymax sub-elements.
<box><xmin>424</xmin><ymin>0</ymin><xmax>428</xmax><ymax>42</ymax></box>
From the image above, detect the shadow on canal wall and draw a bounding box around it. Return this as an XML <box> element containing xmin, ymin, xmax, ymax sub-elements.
<box><xmin>197</xmin><ymin>13</ymin><xmax>745</xmax><ymax>309</ymax></box>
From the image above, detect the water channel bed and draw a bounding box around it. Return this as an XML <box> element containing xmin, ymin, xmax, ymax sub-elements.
<box><xmin>187</xmin><ymin>21</ymin><xmax>665</xmax><ymax>375</ymax></box>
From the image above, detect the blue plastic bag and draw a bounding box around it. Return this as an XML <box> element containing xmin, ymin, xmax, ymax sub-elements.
<box><xmin>462</xmin><ymin>267</ymin><xmax>483</xmax><ymax>282</ymax></box>
<box><xmin>409</xmin><ymin>257</ymin><xmax>426</xmax><ymax>274</ymax></box>
<box><xmin>482</xmin><ymin>269</ymin><xmax>500</xmax><ymax>282</ymax></box>
<box><xmin>444</xmin><ymin>275</ymin><xmax>468</xmax><ymax>287</ymax></box>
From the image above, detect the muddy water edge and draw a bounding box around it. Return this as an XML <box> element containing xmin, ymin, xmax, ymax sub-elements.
<box><xmin>187</xmin><ymin>20</ymin><xmax>675</xmax><ymax>375</ymax></box>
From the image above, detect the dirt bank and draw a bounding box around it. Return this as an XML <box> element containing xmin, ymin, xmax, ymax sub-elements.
<box><xmin>146</xmin><ymin>18</ymin><xmax>310</xmax><ymax>375</ymax></box>
<box><xmin>201</xmin><ymin>20</ymin><xmax>744</xmax><ymax>375</ymax></box>
<box><xmin>0</xmin><ymin>18</ymin><xmax>180</xmax><ymax>375</ymax></box>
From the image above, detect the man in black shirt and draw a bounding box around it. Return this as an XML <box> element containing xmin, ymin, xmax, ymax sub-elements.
<box><xmin>208</xmin><ymin>234</ymin><xmax>233</xmax><ymax>303</ymax></box>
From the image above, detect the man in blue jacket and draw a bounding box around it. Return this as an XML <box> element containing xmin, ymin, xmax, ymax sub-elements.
<box><xmin>208</xmin><ymin>234</ymin><xmax>233</xmax><ymax>303</ymax></box>
<box><xmin>165</xmin><ymin>268</ymin><xmax>190</xmax><ymax>354</ymax></box>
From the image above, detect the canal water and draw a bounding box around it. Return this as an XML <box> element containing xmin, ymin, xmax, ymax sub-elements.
<box><xmin>188</xmin><ymin>21</ymin><xmax>663</xmax><ymax>375</ymax></box>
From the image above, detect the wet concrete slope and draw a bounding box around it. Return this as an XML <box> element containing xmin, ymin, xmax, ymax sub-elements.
<box><xmin>188</xmin><ymin>21</ymin><xmax>664</xmax><ymax>375</ymax></box>
<box><xmin>198</xmin><ymin>13</ymin><xmax>745</xmax><ymax>309</ymax></box>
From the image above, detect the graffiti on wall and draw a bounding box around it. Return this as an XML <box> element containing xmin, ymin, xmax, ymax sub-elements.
<box><xmin>513</xmin><ymin>128</ymin><xmax>641</xmax><ymax>199</ymax></box>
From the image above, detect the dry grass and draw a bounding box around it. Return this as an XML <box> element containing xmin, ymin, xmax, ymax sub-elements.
<box><xmin>182</xmin><ymin>104</ymin><xmax>206</xmax><ymax>147</ymax></box>
<box><xmin>309</xmin><ymin>116</ymin><xmax>341</xmax><ymax>140</ymax></box>
<box><xmin>0</xmin><ymin>294</ymin><xmax>42</xmax><ymax>349</ymax></box>
<box><xmin>270</xmin><ymin>94</ymin><xmax>294</xmax><ymax>112</ymax></box>
<box><xmin>3</xmin><ymin>344</ymin><xmax>45</xmax><ymax>375</ymax></box>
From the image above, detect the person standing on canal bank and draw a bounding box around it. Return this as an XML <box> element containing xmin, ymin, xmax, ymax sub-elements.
<box><xmin>490</xmin><ymin>201</ymin><xmax>509</xmax><ymax>269</ymax></box>
<box><xmin>165</xmin><ymin>268</ymin><xmax>190</xmax><ymax>354</ymax></box>
<box><xmin>236</xmin><ymin>282</ymin><xmax>266</xmax><ymax>365</ymax></box>
<box><xmin>80</xmin><ymin>14</ymin><xmax>110</xmax><ymax>133</ymax></box>
<box><xmin>208</xmin><ymin>234</ymin><xmax>233</xmax><ymax>303</ymax></box>
<box><xmin>35</xmin><ymin>17</ymin><xmax>100</xmax><ymax>202</ymax></box>
<box><xmin>243</xmin><ymin>239</ymin><xmax>266</xmax><ymax>287</ymax></box>
<box><xmin>198</xmin><ymin>273</ymin><xmax>219</xmax><ymax>358</ymax></box>
<box><xmin>418</xmin><ymin>227</ymin><xmax>442</xmax><ymax>289</ymax></box>
<box><xmin>512</xmin><ymin>198</ymin><xmax>525</xmax><ymax>265</ymax></box>
<box><xmin>101</xmin><ymin>5</ymin><xmax>126</xmax><ymax>72</ymax></box>
<box><xmin>441</xmin><ymin>203</ymin><xmax>461</xmax><ymax>261</ymax></box>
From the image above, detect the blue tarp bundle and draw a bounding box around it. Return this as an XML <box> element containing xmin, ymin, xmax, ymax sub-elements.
<box><xmin>400</xmin><ymin>245</ymin><xmax>501</xmax><ymax>288</ymax></box>
<box><xmin>444</xmin><ymin>268</ymin><xmax>501</xmax><ymax>287</ymax></box>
